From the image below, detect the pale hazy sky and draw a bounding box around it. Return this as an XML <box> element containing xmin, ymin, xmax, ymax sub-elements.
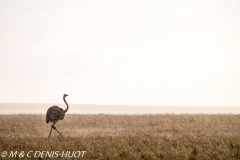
<box><xmin>1</xmin><ymin>0</ymin><xmax>240</xmax><ymax>106</ymax></box>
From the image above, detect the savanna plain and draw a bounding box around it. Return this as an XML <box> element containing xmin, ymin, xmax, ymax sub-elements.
<box><xmin>0</xmin><ymin>114</ymin><xmax>240</xmax><ymax>160</ymax></box>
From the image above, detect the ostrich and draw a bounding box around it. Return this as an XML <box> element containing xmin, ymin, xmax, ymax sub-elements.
<box><xmin>46</xmin><ymin>94</ymin><xmax>69</xmax><ymax>138</ymax></box>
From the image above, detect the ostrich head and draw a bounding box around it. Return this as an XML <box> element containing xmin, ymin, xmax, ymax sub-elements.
<box><xmin>63</xmin><ymin>94</ymin><xmax>69</xmax><ymax>98</ymax></box>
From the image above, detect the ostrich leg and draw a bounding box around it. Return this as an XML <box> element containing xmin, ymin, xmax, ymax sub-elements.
<box><xmin>52</xmin><ymin>124</ymin><xmax>63</xmax><ymax>137</ymax></box>
<box><xmin>48</xmin><ymin>125</ymin><xmax>53</xmax><ymax>139</ymax></box>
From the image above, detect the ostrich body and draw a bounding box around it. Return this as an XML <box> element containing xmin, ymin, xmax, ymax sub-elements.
<box><xmin>46</xmin><ymin>94</ymin><xmax>69</xmax><ymax>138</ymax></box>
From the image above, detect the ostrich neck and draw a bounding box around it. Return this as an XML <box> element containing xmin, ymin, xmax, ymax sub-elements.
<box><xmin>63</xmin><ymin>97</ymin><xmax>69</xmax><ymax>113</ymax></box>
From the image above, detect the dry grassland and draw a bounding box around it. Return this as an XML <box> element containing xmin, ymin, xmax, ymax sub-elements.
<box><xmin>0</xmin><ymin>114</ymin><xmax>240</xmax><ymax>159</ymax></box>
